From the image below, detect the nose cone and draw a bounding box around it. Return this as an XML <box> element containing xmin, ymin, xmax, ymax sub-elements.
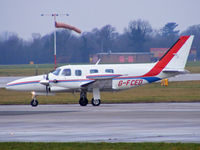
<box><xmin>6</xmin><ymin>75</ymin><xmax>45</xmax><ymax>92</ymax></box>
<box><xmin>6</xmin><ymin>77</ymin><xmax>32</xmax><ymax>91</ymax></box>
<box><xmin>6</xmin><ymin>80</ymin><xmax>20</xmax><ymax>90</ymax></box>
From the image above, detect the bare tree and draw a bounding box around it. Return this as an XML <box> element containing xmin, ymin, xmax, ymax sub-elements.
<box><xmin>182</xmin><ymin>24</ymin><xmax>200</xmax><ymax>59</ymax></box>
<box><xmin>161</xmin><ymin>22</ymin><xmax>179</xmax><ymax>37</ymax></box>
<box><xmin>125</xmin><ymin>19</ymin><xmax>152</xmax><ymax>52</ymax></box>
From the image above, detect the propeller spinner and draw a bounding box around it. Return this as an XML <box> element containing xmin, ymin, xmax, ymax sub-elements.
<box><xmin>40</xmin><ymin>74</ymin><xmax>50</xmax><ymax>94</ymax></box>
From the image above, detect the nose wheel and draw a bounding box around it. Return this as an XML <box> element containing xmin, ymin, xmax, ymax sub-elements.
<box><xmin>31</xmin><ymin>99</ymin><xmax>38</xmax><ymax>107</ymax></box>
<box><xmin>31</xmin><ymin>91</ymin><xmax>38</xmax><ymax>107</ymax></box>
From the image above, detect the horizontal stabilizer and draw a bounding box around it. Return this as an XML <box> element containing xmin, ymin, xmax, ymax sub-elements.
<box><xmin>162</xmin><ymin>69</ymin><xmax>190</xmax><ymax>74</ymax></box>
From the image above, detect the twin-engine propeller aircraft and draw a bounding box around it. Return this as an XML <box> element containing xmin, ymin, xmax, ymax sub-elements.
<box><xmin>6</xmin><ymin>35</ymin><xmax>194</xmax><ymax>107</ymax></box>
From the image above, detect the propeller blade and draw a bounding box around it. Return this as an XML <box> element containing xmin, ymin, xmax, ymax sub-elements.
<box><xmin>46</xmin><ymin>73</ymin><xmax>50</xmax><ymax>94</ymax></box>
<box><xmin>39</xmin><ymin>73</ymin><xmax>51</xmax><ymax>95</ymax></box>
<box><xmin>46</xmin><ymin>73</ymin><xmax>49</xmax><ymax>80</ymax></box>
<box><xmin>46</xmin><ymin>85</ymin><xmax>50</xmax><ymax>94</ymax></box>
<box><xmin>46</xmin><ymin>85</ymin><xmax>48</xmax><ymax>94</ymax></box>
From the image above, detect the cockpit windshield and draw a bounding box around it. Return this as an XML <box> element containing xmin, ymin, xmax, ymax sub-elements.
<box><xmin>52</xmin><ymin>68</ymin><xmax>61</xmax><ymax>76</ymax></box>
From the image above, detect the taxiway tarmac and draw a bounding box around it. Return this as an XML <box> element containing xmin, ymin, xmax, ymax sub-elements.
<box><xmin>0</xmin><ymin>103</ymin><xmax>200</xmax><ymax>142</ymax></box>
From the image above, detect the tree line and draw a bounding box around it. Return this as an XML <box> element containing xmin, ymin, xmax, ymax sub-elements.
<box><xmin>0</xmin><ymin>19</ymin><xmax>200</xmax><ymax>65</ymax></box>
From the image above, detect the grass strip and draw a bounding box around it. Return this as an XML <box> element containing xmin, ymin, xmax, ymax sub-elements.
<box><xmin>0</xmin><ymin>142</ymin><xmax>200</xmax><ymax>150</ymax></box>
<box><xmin>1</xmin><ymin>81</ymin><xmax>200</xmax><ymax>105</ymax></box>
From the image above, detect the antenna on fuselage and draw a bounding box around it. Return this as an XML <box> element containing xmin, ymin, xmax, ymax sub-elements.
<box><xmin>95</xmin><ymin>59</ymin><xmax>101</xmax><ymax>65</ymax></box>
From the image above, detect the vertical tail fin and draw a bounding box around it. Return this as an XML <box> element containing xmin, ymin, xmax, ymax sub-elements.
<box><xmin>162</xmin><ymin>35</ymin><xmax>194</xmax><ymax>70</ymax></box>
<box><xmin>143</xmin><ymin>35</ymin><xmax>194</xmax><ymax>76</ymax></box>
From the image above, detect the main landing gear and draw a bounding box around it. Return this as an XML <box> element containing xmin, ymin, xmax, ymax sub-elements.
<box><xmin>30</xmin><ymin>92</ymin><xmax>38</xmax><ymax>107</ymax></box>
<box><xmin>91</xmin><ymin>98</ymin><xmax>101</xmax><ymax>106</ymax></box>
<box><xmin>79</xmin><ymin>90</ymin><xmax>88</xmax><ymax>106</ymax></box>
<box><xmin>79</xmin><ymin>88</ymin><xmax>101</xmax><ymax>106</ymax></box>
<box><xmin>91</xmin><ymin>88</ymin><xmax>101</xmax><ymax>106</ymax></box>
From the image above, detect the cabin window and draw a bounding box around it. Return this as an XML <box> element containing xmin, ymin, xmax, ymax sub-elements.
<box><xmin>90</xmin><ymin>69</ymin><xmax>98</xmax><ymax>74</ymax></box>
<box><xmin>52</xmin><ymin>68</ymin><xmax>61</xmax><ymax>76</ymax></box>
<box><xmin>75</xmin><ymin>70</ymin><xmax>82</xmax><ymax>76</ymax></box>
<box><xmin>105</xmin><ymin>69</ymin><xmax>114</xmax><ymax>73</ymax></box>
<box><xmin>61</xmin><ymin>69</ymin><xmax>71</xmax><ymax>76</ymax></box>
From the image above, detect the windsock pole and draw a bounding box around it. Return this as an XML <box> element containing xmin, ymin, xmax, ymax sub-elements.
<box><xmin>53</xmin><ymin>14</ymin><xmax>57</xmax><ymax>69</ymax></box>
<box><xmin>41</xmin><ymin>13</ymin><xmax>81</xmax><ymax>69</ymax></box>
<box><xmin>41</xmin><ymin>13</ymin><xmax>69</xmax><ymax>69</ymax></box>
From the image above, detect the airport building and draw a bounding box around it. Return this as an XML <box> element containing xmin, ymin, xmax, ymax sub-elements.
<box><xmin>90</xmin><ymin>52</ymin><xmax>153</xmax><ymax>63</ymax></box>
<box><xmin>90</xmin><ymin>48</ymin><xmax>197</xmax><ymax>63</ymax></box>
<box><xmin>150</xmin><ymin>48</ymin><xmax>197</xmax><ymax>61</ymax></box>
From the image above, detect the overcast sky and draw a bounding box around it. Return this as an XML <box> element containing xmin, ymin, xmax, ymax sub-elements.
<box><xmin>1</xmin><ymin>0</ymin><xmax>199</xmax><ymax>40</ymax></box>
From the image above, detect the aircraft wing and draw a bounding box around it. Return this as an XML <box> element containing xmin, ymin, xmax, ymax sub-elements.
<box><xmin>81</xmin><ymin>73</ymin><xmax>122</xmax><ymax>88</ymax></box>
<box><xmin>81</xmin><ymin>80</ymin><xmax>96</xmax><ymax>87</ymax></box>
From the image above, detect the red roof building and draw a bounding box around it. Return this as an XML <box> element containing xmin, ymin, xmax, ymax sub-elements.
<box><xmin>90</xmin><ymin>52</ymin><xmax>153</xmax><ymax>64</ymax></box>
<box><xmin>150</xmin><ymin>48</ymin><xmax>197</xmax><ymax>61</ymax></box>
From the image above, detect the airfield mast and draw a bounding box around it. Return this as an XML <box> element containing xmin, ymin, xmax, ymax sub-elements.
<box><xmin>41</xmin><ymin>13</ymin><xmax>69</xmax><ymax>69</ymax></box>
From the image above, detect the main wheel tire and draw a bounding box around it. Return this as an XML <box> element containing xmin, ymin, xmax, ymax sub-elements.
<box><xmin>79</xmin><ymin>97</ymin><xmax>88</xmax><ymax>106</ymax></box>
<box><xmin>31</xmin><ymin>99</ymin><xmax>38</xmax><ymax>107</ymax></box>
<box><xmin>91</xmin><ymin>98</ymin><xmax>101</xmax><ymax>106</ymax></box>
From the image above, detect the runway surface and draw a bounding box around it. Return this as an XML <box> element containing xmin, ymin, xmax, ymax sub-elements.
<box><xmin>0</xmin><ymin>103</ymin><xmax>200</xmax><ymax>142</ymax></box>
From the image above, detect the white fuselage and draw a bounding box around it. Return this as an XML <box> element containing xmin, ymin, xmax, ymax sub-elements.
<box><xmin>7</xmin><ymin>36</ymin><xmax>195</xmax><ymax>94</ymax></box>
<box><xmin>6</xmin><ymin>62</ymin><xmax>165</xmax><ymax>93</ymax></box>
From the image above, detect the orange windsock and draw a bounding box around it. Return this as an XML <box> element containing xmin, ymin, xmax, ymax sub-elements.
<box><xmin>55</xmin><ymin>22</ymin><xmax>81</xmax><ymax>34</ymax></box>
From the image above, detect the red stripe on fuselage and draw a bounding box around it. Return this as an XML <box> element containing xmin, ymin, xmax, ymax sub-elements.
<box><xmin>142</xmin><ymin>36</ymin><xmax>190</xmax><ymax>77</ymax></box>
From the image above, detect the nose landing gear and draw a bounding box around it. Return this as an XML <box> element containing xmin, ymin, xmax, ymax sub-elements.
<box><xmin>31</xmin><ymin>91</ymin><xmax>38</xmax><ymax>107</ymax></box>
<box><xmin>31</xmin><ymin>99</ymin><xmax>38</xmax><ymax>107</ymax></box>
